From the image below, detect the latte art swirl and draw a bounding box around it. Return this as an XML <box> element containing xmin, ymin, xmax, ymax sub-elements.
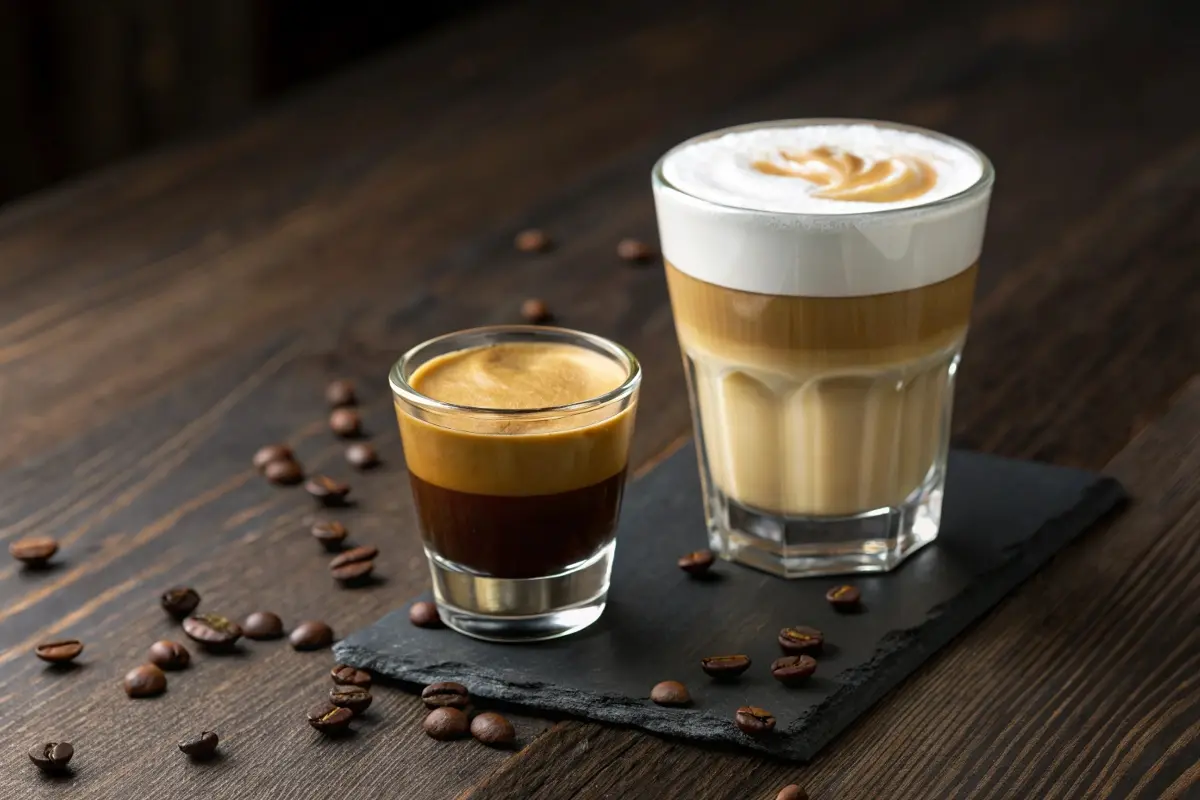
<box><xmin>752</xmin><ymin>146</ymin><xmax>937</xmax><ymax>202</ymax></box>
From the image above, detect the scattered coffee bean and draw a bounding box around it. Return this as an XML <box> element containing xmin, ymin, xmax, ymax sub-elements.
<box><xmin>409</xmin><ymin>601</ymin><xmax>443</xmax><ymax>629</ymax></box>
<box><xmin>242</xmin><ymin>611</ymin><xmax>284</xmax><ymax>640</ymax></box>
<box><xmin>771</xmin><ymin>655</ymin><xmax>817</xmax><ymax>686</ymax></box>
<box><xmin>182</xmin><ymin>614</ymin><xmax>243</xmax><ymax>649</ymax></box>
<box><xmin>700</xmin><ymin>654</ymin><xmax>752</xmax><ymax>680</ymax></box>
<box><xmin>124</xmin><ymin>663</ymin><xmax>167</xmax><ymax>698</ymax></box>
<box><xmin>178</xmin><ymin>731</ymin><xmax>219</xmax><ymax>760</ymax></box>
<box><xmin>345</xmin><ymin>442</ymin><xmax>379</xmax><ymax>469</ymax></box>
<box><xmin>252</xmin><ymin>444</ymin><xmax>292</xmax><ymax>472</ymax></box>
<box><xmin>616</xmin><ymin>238</ymin><xmax>656</xmax><ymax>263</ymax></box>
<box><xmin>520</xmin><ymin>298</ymin><xmax>551</xmax><ymax>323</ymax></box>
<box><xmin>777</xmin><ymin>785</ymin><xmax>809</xmax><ymax>800</ymax></box>
<box><xmin>778</xmin><ymin>626</ymin><xmax>824</xmax><ymax>656</ymax></box>
<box><xmin>264</xmin><ymin>458</ymin><xmax>304</xmax><ymax>485</ymax></box>
<box><xmin>311</xmin><ymin>520</ymin><xmax>348</xmax><ymax>551</ymax></box>
<box><xmin>650</xmin><ymin>680</ymin><xmax>691</xmax><ymax>706</ymax></box>
<box><xmin>161</xmin><ymin>587</ymin><xmax>201</xmax><ymax>619</ymax></box>
<box><xmin>331</xmin><ymin>665</ymin><xmax>372</xmax><ymax>689</ymax></box>
<box><xmin>734</xmin><ymin>706</ymin><xmax>776</xmax><ymax>736</ymax></box>
<box><xmin>330</xmin><ymin>560</ymin><xmax>374</xmax><ymax>584</ymax></box>
<box><xmin>307</xmin><ymin>703</ymin><xmax>353</xmax><ymax>735</ymax></box>
<box><xmin>826</xmin><ymin>584</ymin><xmax>862</xmax><ymax>610</ymax></box>
<box><xmin>329</xmin><ymin>408</ymin><xmax>362</xmax><ymax>438</ymax></box>
<box><xmin>148</xmin><ymin>640</ymin><xmax>190</xmax><ymax>670</ymax></box>
<box><xmin>329</xmin><ymin>546</ymin><xmax>378</xmax><ymax>569</ymax></box>
<box><xmin>290</xmin><ymin>620</ymin><xmax>334</xmax><ymax>651</ymax></box>
<box><xmin>305</xmin><ymin>475</ymin><xmax>350</xmax><ymax>506</ymax></box>
<box><xmin>421</xmin><ymin>681</ymin><xmax>470</xmax><ymax>710</ymax></box>
<box><xmin>329</xmin><ymin>686</ymin><xmax>372</xmax><ymax>715</ymax></box>
<box><xmin>34</xmin><ymin>639</ymin><xmax>83</xmax><ymax>664</ymax></box>
<box><xmin>28</xmin><ymin>742</ymin><xmax>73</xmax><ymax>773</ymax></box>
<box><xmin>423</xmin><ymin>707</ymin><xmax>469</xmax><ymax>740</ymax></box>
<box><xmin>9</xmin><ymin>536</ymin><xmax>58</xmax><ymax>567</ymax></box>
<box><xmin>677</xmin><ymin>549</ymin><xmax>715</xmax><ymax>575</ymax></box>
<box><xmin>471</xmin><ymin>712</ymin><xmax>516</xmax><ymax>747</ymax></box>
<box><xmin>514</xmin><ymin>228</ymin><xmax>552</xmax><ymax>253</ymax></box>
<box><xmin>326</xmin><ymin>379</ymin><xmax>356</xmax><ymax>408</ymax></box>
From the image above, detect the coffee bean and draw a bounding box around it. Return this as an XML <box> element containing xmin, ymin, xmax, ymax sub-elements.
<box><xmin>330</xmin><ymin>560</ymin><xmax>374</xmax><ymax>584</ymax></box>
<box><xmin>771</xmin><ymin>655</ymin><xmax>817</xmax><ymax>686</ymax></box>
<box><xmin>252</xmin><ymin>444</ymin><xmax>292</xmax><ymax>472</ymax></box>
<box><xmin>409</xmin><ymin>601</ymin><xmax>443</xmax><ymax>628</ymax></box>
<box><xmin>345</xmin><ymin>442</ymin><xmax>379</xmax><ymax>469</ymax></box>
<box><xmin>826</xmin><ymin>583</ymin><xmax>861</xmax><ymax>610</ymax></box>
<box><xmin>520</xmin><ymin>298</ymin><xmax>551</xmax><ymax>323</ymax></box>
<box><xmin>650</xmin><ymin>680</ymin><xmax>691</xmax><ymax>706</ymax></box>
<box><xmin>329</xmin><ymin>408</ymin><xmax>362</xmax><ymax>438</ymax></box>
<box><xmin>182</xmin><ymin>614</ymin><xmax>243</xmax><ymax>649</ymax></box>
<box><xmin>264</xmin><ymin>458</ymin><xmax>304</xmax><ymax>485</ymax></box>
<box><xmin>734</xmin><ymin>706</ymin><xmax>776</xmax><ymax>736</ymax></box>
<box><xmin>677</xmin><ymin>549</ymin><xmax>715</xmax><ymax>575</ymax></box>
<box><xmin>307</xmin><ymin>703</ymin><xmax>353</xmax><ymax>735</ymax></box>
<box><xmin>124</xmin><ymin>663</ymin><xmax>167</xmax><ymax>698</ymax></box>
<box><xmin>616</xmin><ymin>238</ymin><xmax>656</xmax><ymax>263</ymax></box>
<box><xmin>242</xmin><ymin>611</ymin><xmax>284</xmax><ymax>640</ymax></box>
<box><xmin>700</xmin><ymin>654</ymin><xmax>752</xmax><ymax>680</ymax></box>
<box><xmin>329</xmin><ymin>545</ymin><xmax>378</xmax><ymax>569</ymax></box>
<box><xmin>777</xmin><ymin>785</ymin><xmax>809</xmax><ymax>800</ymax></box>
<box><xmin>148</xmin><ymin>640</ymin><xmax>190</xmax><ymax>670</ymax></box>
<box><xmin>178</xmin><ymin>731</ymin><xmax>219</xmax><ymax>760</ymax></box>
<box><xmin>514</xmin><ymin>228</ymin><xmax>552</xmax><ymax>253</ymax></box>
<box><xmin>9</xmin><ymin>536</ymin><xmax>58</xmax><ymax>567</ymax></box>
<box><xmin>326</xmin><ymin>379</ymin><xmax>356</xmax><ymax>407</ymax></box>
<box><xmin>331</xmin><ymin>665</ymin><xmax>372</xmax><ymax>689</ymax></box>
<box><xmin>28</xmin><ymin>742</ymin><xmax>73</xmax><ymax>773</ymax></box>
<box><xmin>423</xmin><ymin>707</ymin><xmax>468</xmax><ymax>740</ymax></box>
<box><xmin>34</xmin><ymin>639</ymin><xmax>83</xmax><ymax>664</ymax></box>
<box><xmin>470</xmin><ymin>712</ymin><xmax>516</xmax><ymax>747</ymax></box>
<box><xmin>305</xmin><ymin>475</ymin><xmax>350</xmax><ymax>506</ymax></box>
<box><xmin>421</xmin><ymin>681</ymin><xmax>470</xmax><ymax>710</ymax></box>
<box><xmin>161</xmin><ymin>587</ymin><xmax>200</xmax><ymax>619</ymax></box>
<box><xmin>290</xmin><ymin>620</ymin><xmax>334</xmax><ymax>650</ymax></box>
<box><xmin>311</xmin><ymin>520</ymin><xmax>348</xmax><ymax>551</ymax></box>
<box><xmin>778</xmin><ymin>626</ymin><xmax>824</xmax><ymax>656</ymax></box>
<box><xmin>329</xmin><ymin>686</ymin><xmax>372</xmax><ymax>715</ymax></box>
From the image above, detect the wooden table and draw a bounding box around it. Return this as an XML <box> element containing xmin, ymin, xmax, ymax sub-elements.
<box><xmin>1</xmin><ymin>0</ymin><xmax>1197</xmax><ymax>797</ymax></box>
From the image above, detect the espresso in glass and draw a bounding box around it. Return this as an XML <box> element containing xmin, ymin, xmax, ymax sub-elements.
<box><xmin>653</xmin><ymin>119</ymin><xmax>993</xmax><ymax>577</ymax></box>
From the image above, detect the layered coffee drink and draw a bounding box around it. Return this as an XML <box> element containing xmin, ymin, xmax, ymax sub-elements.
<box><xmin>653</xmin><ymin>120</ymin><xmax>993</xmax><ymax>577</ymax></box>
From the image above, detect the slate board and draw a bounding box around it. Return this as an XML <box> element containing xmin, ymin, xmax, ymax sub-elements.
<box><xmin>336</xmin><ymin>448</ymin><xmax>1125</xmax><ymax>761</ymax></box>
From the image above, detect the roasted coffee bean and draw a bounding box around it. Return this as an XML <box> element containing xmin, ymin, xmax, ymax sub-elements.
<box><xmin>34</xmin><ymin>639</ymin><xmax>83</xmax><ymax>664</ymax></box>
<box><xmin>10</xmin><ymin>536</ymin><xmax>58</xmax><ymax>567</ymax></box>
<box><xmin>329</xmin><ymin>686</ymin><xmax>372</xmax><ymax>715</ymax></box>
<box><xmin>778</xmin><ymin>626</ymin><xmax>824</xmax><ymax>656</ymax></box>
<box><xmin>331</xmin><ymin>665</ymin><xmax>372</xmax><ymax>688</ymax></box>
<box><xmin>28</xmin><ymin>742</ymin><xmax>73</xmax><ymax>773</ymax></box>
<box><xmin>329</xmin><ymin>408</ymin><xmax>362</xmax><ymax>438</ymax></box>
<box><xmin>307</xmin><ymin>703</ymin><xmax>353</xmax><ymax>735</ymax></box>
<box><xmin>471</xmin><ymin>712</ymin><xmax>516</xmax><ymax>747</ymax></box>
<box><xmin>178</xmin><ymin>731</ymin><xmax>219</xmax><ymax>760</ymax></box>
<box><xmin>311</xmin><ymin>520</ymin><xmax>348</xmax><ymax>551</ymax></box>
<box><xmin>326</xmin><ymin>379</ymin><xmax>356</xmax><ymax>407</ymax></box>
<box><xmin>305</xmin><ymin>475</ymin><xmax>350</xmax><ymax>506</ymax></box>
<box><xmin>345</xmin><ymin>442</ymin><xmax>379</xmax><ymax>469</ymax></box>
<box><xmin>264</xmin><ymin>458</ymin><xmax>304</xmax><ymax>485</ymax></box>
<box><xmin>290</xmin><ymin>620</ymin><xmax>334</xmax><ymax>651</ymax></box>
<box><xmin>650</xmin><ymin>680</ymin><xmax>691</xmax><ymax>706</ymax></box>
<box><xmin>253</xmin><ymin>444</ymin><xmax>292</xmax><ymax>472</ymax></box>
<box><xmin>329</xmin><ymin>546</ymin><xmax>378</xmax><ymax>569</ymax></box>
<box><xmin>771</xmin><ymin>655</ymin><xmax>817</xmax><ymax>686</ymax></box>
<box><xmin>826</xmin><ymin>584</ymin><xmax>862</xmax><ymax>610</ymax></box>
<box><xmin>776</xmin><ymin>785</ymin><xmax>808</xmax><ymax>800</ymax></box>
<box><xmin>677</xmin><ymin>549</ymin><xmax>715</xmax><ymax>575</ymax></box>
<box><xmin>421</xmin><ymin>681</ymin><xmax>470</xmax><ymax>710</ymax></box>
<box><xmin>700</xmin><ymin>654</ymin><xmax>752</xmax><ymax>680</ymax></box>
<box><xmin>242</xmin><ymin>611</ymin><xmax>284</xmax><ymax>640</ymax></box>
<box><xmin>409</xmin><ymin>601</ymin><xmax>443</xmax><ymax>628</ymax></box>
<box><xmin>124</xmin><ymin>663</ymin><xmax>167</xmax><ymax>698</ymax></box>
<box><xmin>148</xmin><ymin>640</ymin><xmax>190</xmax><ymax>670</ymax></box>
<box><xmin>734</xmin><ymin>706</ymin><xmax>776</xmax><ymax>736</ymax></box>
<box><xmin>520</xmin><ymin>298</ymin><xmax>551</xmax><ymax>323</ymax></box>
<box><xmin>161</xmin><ymin>587</ymin><xmax>200</xmax><ymax>619</ymax></box>
<box><xmin>182</xmin><ymin>614</ymin><xmax>243</xmax><ymax>649</ymax></box>
<box><xmin>331</xmin><ymin>560</ymin><xmax>374</xmax><ymax>584</ymax></box>
<box><xmin>616</xmin><ymin>238</ymin><xmax>656</xmax><ymax>263</ymax></box>
<box><xmin>423</xmin><ymin>707</ymin><xmax>468</xmax><ymax>740</ymax></box>
<box><xmin>514</xmin><ymin>228</ymin><xmax>552</xmax><ymax>253</ymax></box>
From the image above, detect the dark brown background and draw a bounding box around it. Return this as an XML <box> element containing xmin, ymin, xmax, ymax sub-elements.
<box><xmin>0</xmin><ymin>0</ymin><xmax>1198</xmax><ymax>798</ymax></box>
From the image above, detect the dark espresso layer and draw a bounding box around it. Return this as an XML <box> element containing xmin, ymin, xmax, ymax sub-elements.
<box><xmin>410</xmin><ymin>469</ymin><xmax>627</xmax><ymax>579</ymax></box>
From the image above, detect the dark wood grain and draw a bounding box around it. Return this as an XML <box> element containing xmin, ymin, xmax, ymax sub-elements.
<box><xmin>0</xmin><ymin>0</ymin><xmax>1197</xmax><ymax>797</ymax></box>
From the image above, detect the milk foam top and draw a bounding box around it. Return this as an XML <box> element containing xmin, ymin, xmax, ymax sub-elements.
<box><xmin>654</xmin><ymin>120</ymin><xmax>993</xmax><ymax>297</ymax></box>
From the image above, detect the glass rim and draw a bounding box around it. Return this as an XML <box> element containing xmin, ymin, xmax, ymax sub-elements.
<box><xmin>389</xmin><ymin>325</ymin><xmax>642</xmax><ymax>418</ymax></box>
<box><xmin>652</xmin><ymin>117</ymin><xmax>995</xmax><ymax>223</ymax></box>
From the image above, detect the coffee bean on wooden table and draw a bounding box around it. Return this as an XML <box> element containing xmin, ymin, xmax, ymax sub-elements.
<box><xmin>520</xmin><ymin>298</ymin><xmax>551</xmax><ymax>323</ymax></box>
<box><xmin>514</xmin><ymin>228</ymin><xmax>552</xmax><ymax>253</ymax></box>
<box><xmin>616</xmin><ymin>237</ymin><xmax>656</xmax><ymax>263</ymax></box>
<box><xmin>9</xmin><ymin>536</ymin><xmax>58</xmax><ymax>567</ymax></box>
<box><xmin>307</xmin><ymin>703</ymin><xmax>353</xmax><ymax>735</ymax></box>
<box><xmin>423</xmin><ymin>707</ymin><xmax>469</xmax><ymax>740</ymax></box>
<box><xmin>700</xmin><ymin>654</ymin><xmax>752</xmax><ymax>680</ymax></box>
<box><xmin>650</xmin><ymin>680</ymin><xmax>691</xmax><ymax>706</ymax></box>
<box><xmin>161</xmin><ymin>587</ymin><xmax>200</xmax><ymax>619</ymax></box>
<box><xmin>28</xmin><ymin>742</ymin><xmax>73</xmax><ymax>773</ymax></box>
<box><xmin>311</xmin><ymin>521</ymin><xmax>348</xmax><ymax>551</ymax></box>
<box><xmin>242</xmin><ymin>611</ymin><xmax>284</xmax><ymax>640</ymax></box>
<box><xmin>331</xmin><ymin>560</ymin><xmax>374</xmax><ymax>584</ymax></box>
<box><xmin>470</xmin><ymin>712</ymin><xmax>516</xmax><ymax>747</ymax></box>
<box><xmin>34</xmin><ymin>640</ymin><xmax>83</xmax><ymax>664</ymax></box>
<box><xmin>305</xmin><ymin>475</ymin><xmax>350</xmax><ymax>506</ymax></box>
<box><xmin>734</xmin><ymin>706</ymin><xmax>776</xmax><ymax>736</ymax></box>
<box><xmin>677</xmin><ymin>549</ymin><xmax>715</xmax><ymax>575</ymax></box>
<box><xmin>182</xmin><ymin>614</ymin><xmax>243</xmax><ymax>650</ymax></box>
<box><xmin>345</xmin><ymin>442</ymin><xmax>379</xmax><ymax>469</ymax></box>
<box><xmin>771</xmin><ymin>655</ymin><xmax>817</xmax><ymax>686</ymax></box>
<box><xmin>329</xmin><ymin>408</ymin><xmax>362</xmax><ymax>438</ymax></box>
<box><xmin>148</xmin><ymin>640</ymin><xmax>190</xmax><ymax>670</ymax></box>
<box><xmin>252</xmin><ymin>444</ymin><xmax>292</xmax><ymax>472</ymax></box>
<box><xmin>178</xmin><ymin>731</ymin><xmax>219</xmax><ymax>761</ymax></box>
<box><xmin>290</xmin><ymin>620</ymin><xmax>334</xmax><ymax>650</ymax></box>
<box><xmin>329</xmin><ymin>546</ymin><xmax>377</xmax><ymax>569</ymax></box>
<box><xmin>778</xmin><ymin>626</ymin><xmax>824</xmax><ymax>656</ymax></box>
<box><xmin>421</xmin><ymin>682</ymin><xmax>470</xmax><ymax>710</ymax></box>
<box><xmin>826</xmin><ymin>584</ymin><xmax>862</xmax><ymax>610</ymax></box>
<box><xmin>331</xmin><ymin>665</ymin><xmax>371</xmax><ymax>688</ymax></box>
<box><xmin>409</xmin><ymin>601</ymin><xmax>443</xmax><ymax>628</ymax></box>
<box><xmin>777</xmin><ymin>785</ymin><xmax>809</xmax><ymax>800</ymax></box>
<box><xmin>326</xmin><ymin>379</ymin><xmax>356</xmax><ymax>407</ymax></box>
<box><xmin>264</xmin><ymin>458</ymin><xmax>304</xmax><ymax>485</ymax></box>
<box><xmin>329</xmin><ymin>686</ymin><xmax>373</xmax><ymax>715</ymax></box>
<box><xmin>124</xmin><ymin>664</ymin><xmax>167</xmax><ymax>698</ymax></box>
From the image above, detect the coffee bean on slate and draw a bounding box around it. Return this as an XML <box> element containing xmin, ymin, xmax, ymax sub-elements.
<box><xmin>826</xmin><ymin>584</ymin><xmax>862</xmax><ymax>610</ymax></box>
<box><xmin>616</xmin><ymin>238</ymin><xmax>656</xmax><ymax>263</ymax></box>
<box><xmin>161</xmin><ymin>587</ymin><xmax>200</xmax><ymax>619</ymax></box>
<box><xmin>520</xmin><ymin>298</ymin><xmax>551</xmax><ymax>323</ymax></box>
<box><xmin>329</xmin><ymin>408</ymin><xmax>362</xmax><ymax>438</ymax></box>
<box><xmin>326</xmin><ymin>379</ymin><xmax>356</xmax><ymax>408</ymax></box>
<box><xmin>290</xmin><ymin>620</ymin><xmax>334</xmax><ymax>651</ymax></box>
<box><xmin>331</xmin><ymin>665</ymin><xmax>372</xmax><ymax>689</ymax></box>
<box><xmin>771</xmin><ymin>655</ymin><xmax>817</xmax><ymax>687</ymax></box>
<box><xmin>252</xmin><ymin>444</ymin><xmax>292</xmax><ymax>472</ymax></box>
<box><xmin>242</xmin><ymin>611</ymin><xmax>284</xmax><ymax>640</ymax></box>
<box><xmin>423</xmin><ymin>707</ymin><xmax>469</xmax><ymax>740</ymax></box>
<box><xmin>778</xmin><ymin>626</ymin><xmax>824</xmax><ymax>656</ymax></box>
<box><xmin>734</xmin><ymin>706</ymin><xmax>776</xmax><ymax>736</ymax></box>
<box><xmin>329</xmin><ymin>546</ymin><xmax>378</xmax><ymax>569</ymax></box>
<box><xmin>514</xmin><ymin>228</ymin><xmax>552</xmax><ymax>253</ymax></box>
<box><xmin>307</xmin><ymin>703</ymin><xmax>353</xmax><ymax>735</ymax></box>
<box><xmin>148</xmin><ymin>640</ymin><xmax>190</xmax><ymax>670</ymax></box>
<box><xmin>650</xmin><ymin>680</ymin><xmax>691</xmax><ymax>706</ymax></box>
<box><xmin>9</xmin><ymin>536</ymin><xmax>58</xmax><ymax>567</ymax></box>
<box><xmin>700</xmin><ymin>654</ymin><xmax>752</xmax><ymax>680</ymax></box>
<box><xmin>305</xmin><ymin>475</ymin><xmax>350</xmax><ymax>506</ymax></box>
<box><xmin>345</xmin><ymin>442</ymin><xmax>379</xmax><ymax>469</ymax></box>
<box><xmin>471</xmin><ymin>712</ymin><xmax>516</xmax><ymax>747</ymax></box>
<box><xmin>421</xmin><ymin>682</ymin><xmax>470</xmax><ymax>710</ymax></box>
<box><xmin>777</xmin><ymin>785</ymin><xmax>809</xmax><ymax>800</ymax></box>
<box><xmin>677</xmin><ymin>549</ymin><xmax>715</xmax><ymax>575</ymax></box>
<box><xmin>311</xmin><ymin>520</ymin><xmax>348</xmax><ymax>551</ymax></box>
<box><xmin>28</xmin><ymin>742</ymin><xmax>73</xmax><ymax>773</ymax></box>
<box><xmin>182</xmin><ymin>614</ymin><xmax>243</xmax><ymax>649</ymax></box>
<box><xmin>264</xmin><ymin>458</ymin><xmax>304</xmax><ymax>485</ymax></box>
<box><xmin>329</xmin><ymin>686</ymin><xmax>372</xmax><ymax>715</ymax></box>
<box><xmin>178</xmin><ymin>731</ymin><xmax>219</xmax><ymax>760</ymax></box>
<box><xmin>409</xmin><ymin>601</ymin><xmax>443</xmax><ymax>629</ymax></box>
<box><xmin>34</xmin><ymin>639</ymin><xmax>83</xmax><ymax>664</ymax></box>
<box><xmin>124</xmin><ymin>663</ymin><xmax>167</xmax><ymax>698</ymax></box>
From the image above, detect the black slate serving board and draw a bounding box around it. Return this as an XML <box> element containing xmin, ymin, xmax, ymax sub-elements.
<box><xmin>336</xmin><ymin>448</ymin><xmax>1125</xmax><ymax>761</ymax></box>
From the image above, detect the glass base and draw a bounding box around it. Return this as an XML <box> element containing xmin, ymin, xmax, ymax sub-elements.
<box><xmin>428</xmin><ymin>542</ymin><xmax>614</xmax><ymax>643</ymax></box>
